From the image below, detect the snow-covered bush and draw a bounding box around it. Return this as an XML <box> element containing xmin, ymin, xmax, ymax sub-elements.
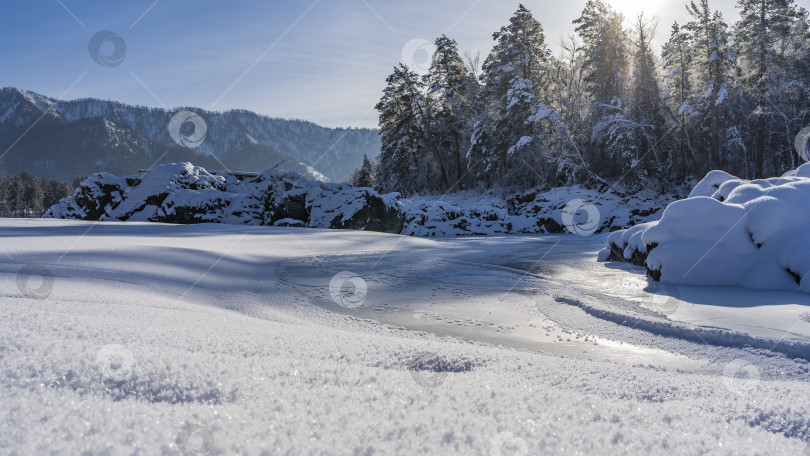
<box><xmin>601</xmin><ymin>163</ymin><xmax>810</xmax><ymax>292</ymax></box>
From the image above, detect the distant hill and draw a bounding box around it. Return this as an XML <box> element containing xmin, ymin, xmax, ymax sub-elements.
<box><xmin>0</xmin><ymin>88</ymin><xmax>380</xmax><ymax>182</ymax></box>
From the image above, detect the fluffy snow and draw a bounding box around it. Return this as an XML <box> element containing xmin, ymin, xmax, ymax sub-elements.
<box><xmin>1</xmin><ymin>219</ymin><xmax>809</xmax><ymax>454</ymax></box>
<box><xmin>603</xmin><ymin>163</ymin><xmax>810</xmax><ymax>293</ymax></box>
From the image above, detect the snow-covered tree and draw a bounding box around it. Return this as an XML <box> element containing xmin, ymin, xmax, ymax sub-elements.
<box><xmin>574</xmin><ymin>0</ymin><xmax>631</xmax><ymax>176</ymax></box>
<box><xmin>662</xmin><ymin>21</ymin><xmax>697</xmax><ymax>176</ymax></box>
<box><xmin>735</xmin><ymin>0</ymin><xmax>809</xmax><ymax>176</ymax></box>
<box><xmin>350</xmin><ymin>154</ymin><xmax>375</xmax><ymax>188</ymax></box>
<box><xmin>574</xmin><ymin>0</ymin><xmax>629</xmax><ymax>107</ymax></box>
<box><xmin>369</xmin><ymin>0</ymin><xmax>810</xmax><ymax>195</ymax></box>
<box><xmin>374</xmin><ymin>65</ymin><xmax>427</xmax><ymax>195</ymax></box>
<box><xmin>628</xmin><ymin>13</ymin><xmax>667</xmax><ymax>181</ymax></box>
<box><xmin>467</xmin><ymin>4</ymin><xmax>552</xmax><ymax>188</ymax></box>
<box><xmin>685</xmin><ymin>0</ymin><xmax>735</xmax><ymax>171</ymax></box>
<box><xmin>424</xmin><ymin>35</ymin><xmax>476</xmax><ymax>189</ymax></box>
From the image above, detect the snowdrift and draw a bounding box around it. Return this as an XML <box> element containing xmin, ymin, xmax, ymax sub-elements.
<box><xmin>45</xmin><ymin>162</ymin><xmax>672</xmax><ymax>236</ymax></box>
<box><xmin>601</xmin><ymin>163</ymin><xmax>810</xmax><ymax>293</ymax></box>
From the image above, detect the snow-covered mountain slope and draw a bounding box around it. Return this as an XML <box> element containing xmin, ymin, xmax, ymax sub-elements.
<box><xmin>602</xmin><ymin>163</ymin><xmax>810</xmax><ymax>293</ymax></box>
<box><xmin>1</xmin><ymin>219</ymin><xmax>808</xmax><ymax>454</ymax></box>
<box><xmin>0</xmin><ymin>87</ymin><xmax>380</xmax><ymax>181</ymax></box>
<box><xmin>45</xmin><ymin>162</ymin><xmax>677</xmax><ymax>236</ymax></box>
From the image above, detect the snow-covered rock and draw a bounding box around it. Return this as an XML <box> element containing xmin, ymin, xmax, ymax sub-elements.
<box><xmin>400</xmin><ymin>195</ymin><xmax>512</xmax><ymax>237</ymax></box>
<box><xmin>46</xmin><ymin>163</ymin><xmax>676</xmax><ymax>236</ymax></box>
<box><xmin>506</xmin><ymin>186</ymin><xmax>671</xmax><ymax>235</ymax></box>
<box><xmin>602</xmin><ymin>163</ymin><xmax>810</xmax><ymax>293</ymax></box>
<box><xmin>46</xmin><ymin>163</ymin><xmax>406</xmax><ymax>234</ymax></box>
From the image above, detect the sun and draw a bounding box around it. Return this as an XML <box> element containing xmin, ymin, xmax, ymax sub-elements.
<box><xmin>607</xmin><ymin>0</ymin><xmax>656</xmax><ymax>18</ymax></box>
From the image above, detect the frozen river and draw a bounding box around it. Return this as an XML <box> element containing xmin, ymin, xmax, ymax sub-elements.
<box><xmin>278</xmin><ymin>233</ymin><xmax>810</xmax><ymax>372</ymax></box>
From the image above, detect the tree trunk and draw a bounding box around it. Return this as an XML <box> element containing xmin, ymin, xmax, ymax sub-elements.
<box><xmin>453</xmin><ymin>132</ymin><xmax>463</xmax><ymax>188</ymax></box>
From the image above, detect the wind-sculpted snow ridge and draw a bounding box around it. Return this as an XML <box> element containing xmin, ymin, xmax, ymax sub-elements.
<box><xmin>552</xmin><ymin>293</ymin><xmax>810</xmax><ymax>361</ymax></box>
<box><xmin>45</xmin><ymin>162</ymin><xmax>674</xmax><ymax>237</ymax></box>
<box><xmin>601</xmin><ymin>163</ymin><xmax>810</xmax><ymax>293</ymax></box>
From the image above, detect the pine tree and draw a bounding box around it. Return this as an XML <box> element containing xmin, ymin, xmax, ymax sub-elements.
<box><xmin>467</xmin><ymin>4</ymin><xmax>552</xmax><ymax>188</ymax></box>
<box><xmin>574</xmin><ymin>0</ymin><xmax>631</xmax><ymax>177</ymax></box>
<box><xmin>628</xmin><ymin>12</ymin><xmax>667</xmax><ymax>180</ymax></box>
<box><xmin>375</xmin><ymin>65</ymin><xmax>426</xmax><ymax>195</ymax></box>
<box><xmin>367</xmin><ymin>0</ymin><xmax>809</xmax><ymax>194</ymax></box>
<box><xmin>574</xmin><ymin>0</ymin><xmax>629</xmax><ymax>107</ymax></box>
<box><xmin>734</xmin><ymin>0</ymin><xmax>796</xmax><ymax>176</ymax></box>
<box><xmin>662</xmin><ymin>21</ymin><xmax>697</xmax><ymax>176</ymax></box>
<box><xmin>686</xmin><ymin>0</ymin><xmax>735</xmax><ymax>172</ymax></box>
<box><xmin>424</xmin><ymin>35</ymin><xmax>475</xmax><ymax>189</ymax></box>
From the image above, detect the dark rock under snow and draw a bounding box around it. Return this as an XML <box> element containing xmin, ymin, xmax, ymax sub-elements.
<box><xmin>45</xmin><ymin>163</ymin><xmax>674</xmax><ymax>236</ymax></box>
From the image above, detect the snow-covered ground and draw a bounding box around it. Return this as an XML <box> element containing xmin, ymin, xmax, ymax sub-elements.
<box><xmin>2</xmin><ymin>219</ymin><xmax>810</xmax><ymax>455</ymax></box>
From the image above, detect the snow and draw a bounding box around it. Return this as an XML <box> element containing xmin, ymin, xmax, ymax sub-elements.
<box><xmin>506</xmin><ymin>77</ymin><xmax>535</xmax><ymax>109</ymax></box>
<box><xmin>506</xmin><ymin>135</ymin><xmax>533</xmax><ymax>156</ymax></box>
<box><xmin>46</xmin><ymin>163</ymin><xmax>677</xmax><ymax>238</ymax></box>
<box><xmin>677</xmin><ymin>100</ymin><xmax>689</xmax><ymax>116</ymax></box>
<box><xmin>715</xmin><ymin>84</ymin><xmax>728</xmax><ymax>106</ymax></box>
<box><xmin>602</xmin><ymin>164</ymin><xmax>810</xmax><ymax>293</ymax></box>
<box><xmin>1</xmin><ymin>219</ymin><xmax>809</xmax><ymax>454</ymax></box>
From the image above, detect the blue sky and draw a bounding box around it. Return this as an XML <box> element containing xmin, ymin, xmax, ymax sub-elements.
<box><xmin>1</xmin><ymin>0</ymin><xmax>737</xmax><ymax>128</ymax></box>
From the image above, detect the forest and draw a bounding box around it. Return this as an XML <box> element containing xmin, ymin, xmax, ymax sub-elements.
<box><xmin>0</xmin><ymin>173</ymin><xmax>76</xmax><ymax>218</ymax></box>
<box><xmin>370</xmin><ymin>0</ymin><xmax>810</xmax><ymax>195</ymax></box>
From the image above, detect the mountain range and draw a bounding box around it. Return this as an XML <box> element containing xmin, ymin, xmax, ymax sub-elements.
<box><xmin>0</xmin><ymin>88</ymin><xmax>380</xmax><ymax>182</ymax></box>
